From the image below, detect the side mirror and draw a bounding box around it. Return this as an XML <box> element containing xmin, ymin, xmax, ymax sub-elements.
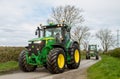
<box><xmin>35</xmin><ymin>27</ymin><xmax>40</xmax><ymax>35</ymax></box>
<box><xmin>66</xmin><ymin>27</ymin><xmax>71</xmax><ymax>32</ymax></box>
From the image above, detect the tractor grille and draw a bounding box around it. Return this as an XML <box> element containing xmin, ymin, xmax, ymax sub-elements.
<box><xmin>28</xmin><ymin>41</ymin><xmax>45</xmax><ymax>56</ymax></box>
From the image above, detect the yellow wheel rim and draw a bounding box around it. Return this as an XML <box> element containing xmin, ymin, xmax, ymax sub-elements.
<box><xmin>57</xmin><ymin>54</ymin><xmax>65</xmax><ymax>68</ymax></box>
<box><xmin>74</xmin><ymin>49</ymin><xmax>80</xmax><ymax>63</ymax></box>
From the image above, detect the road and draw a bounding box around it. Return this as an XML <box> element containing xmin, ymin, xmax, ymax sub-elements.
<box><xmin>0</xmin><ymin>58</ymin><xmax>100</xmax><ymax>79</ymax></box>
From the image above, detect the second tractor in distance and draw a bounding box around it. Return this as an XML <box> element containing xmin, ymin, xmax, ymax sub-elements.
<box><xmin>86</xmin><ymin>45</ymin><xmax>99</xmax><ymax>60</ymax></box>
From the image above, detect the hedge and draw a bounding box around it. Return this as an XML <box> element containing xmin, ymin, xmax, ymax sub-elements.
<box><xmin>107</xmin><ymin>48</ymin><xmax>120</xmax><ymax>58</ymax></box>
<box><xmin>0</xmin><ymin>47</ymin><xmax>24</xmax><ymax>63</ymax></box>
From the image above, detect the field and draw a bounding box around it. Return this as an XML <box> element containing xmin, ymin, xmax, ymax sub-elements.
<box><xmin>0</xmin><ymin>47</ymin><xmax>24</xmax><ymax>73</ymax></box>
<box><xmin>0</xmin><ymin>47</ymin><xmax>24</xmax><ymax>63</ymax></box>
<box><xmin>0</xmin><ymin>61</ymin><xmax>18</xmax><ymax>74</ymax></box>
<box><xmin>87</xmin><ymin>55</ymin><xmax>120</xmax><ymax>79</ymax></box>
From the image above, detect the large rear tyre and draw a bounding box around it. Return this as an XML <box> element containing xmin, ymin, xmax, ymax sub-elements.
<box><xmin>47</xmin><ymin>48</ymin><xmax>65</xmax><ymax>74</ymax></box>
<box><xmin>67</xmin><ymin>43</ymin><xmax>81</xmax><ymax>69</ymax></box>
<box><xmin>19</xmin><ymin>50</ymin><xmax>37</xmax><ymax>72</ymax></box>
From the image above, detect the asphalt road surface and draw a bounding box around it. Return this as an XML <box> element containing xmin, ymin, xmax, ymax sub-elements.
<box><xmin>0</xmin><ymin>58</ymin><xmax>100</xmax><ymax>79</ymax></box>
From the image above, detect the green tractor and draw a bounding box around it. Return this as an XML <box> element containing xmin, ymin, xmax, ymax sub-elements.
<box><xmin>18</xmin><ymin>23</ymin><xmax>81</xmax><ymax>74</ymax></box>
<box><xmin>86</xmin><ymin>45</ymin><xmax>99</xmax><ymax>60</ymax></box>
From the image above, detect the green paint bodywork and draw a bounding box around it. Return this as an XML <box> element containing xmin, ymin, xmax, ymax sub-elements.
<box><xmin>25</xmin><ymin>36</ymin><xmax>72</xmax><ymax>66</ymax></box>
<box><xmin>87</xmin><ymin>45</ymin><xmax>98</xmax><ymax>57</ymax></box>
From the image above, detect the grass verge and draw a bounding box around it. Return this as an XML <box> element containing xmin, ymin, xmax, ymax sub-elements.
<box><xmin>0</xmin><ymin>61</ymin><xmax>19</xmax><ymax>74</ymax></box>
<box><xmin>87</xmin><ymin>55</ymin><xmax>120</xmax><ymax>79</ymax></box>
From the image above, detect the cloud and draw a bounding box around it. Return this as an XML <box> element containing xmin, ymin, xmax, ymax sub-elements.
<box><xmin>0</xmin><ymin>0</ymin><xmax>120</xmax><ymax>46</ymax></box>
<box><xmin>0</xmin><ymin>0</ymin><xmax>52</xmax><ymax>46</ymax></box>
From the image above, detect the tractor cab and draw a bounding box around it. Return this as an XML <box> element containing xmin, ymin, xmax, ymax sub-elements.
<box><xmin>29</xmin><ymin>23</ymin><xmax>70</xmax><ymax>45</ymax></box>
<box><xmin>88</xmin><ymin>45</ymin><xmax>97</xmax><ymax>53</ymax></box>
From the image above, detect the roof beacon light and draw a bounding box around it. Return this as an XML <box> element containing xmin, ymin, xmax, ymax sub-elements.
<box><xmin>60</xmin><ymin>24</ymin><xmax>63</xmax><ymax>26</ymax></box>
<box><xmin>57</xmin><ymin>24</ymin><xmax>60</xmax><ymax>27</ymax></box>
<box><xmin>40</xmin><ymin>24</ymin><xmax>42</xmax><ymax>26</ymax></box>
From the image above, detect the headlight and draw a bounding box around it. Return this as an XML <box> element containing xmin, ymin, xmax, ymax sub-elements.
<box><xmin>28</xmin><ymin>48</ymin><xmax>31</xmax><ymax>51</ymax></box>
<box><xmin>34</xmin><ymin>41</ymin><xmax>42</xmax><ymax>43</ymax></box>
<box><xmin>37</xmin><ymin>48</ymin><xmax>39</xmax><ymax>50</ymax></box>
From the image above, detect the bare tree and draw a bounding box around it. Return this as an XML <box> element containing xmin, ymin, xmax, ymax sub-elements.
<box><xmin>49</xmin><ymin>5</ymin><xmax>89</xmax><ymax>49</ymax></box>
<box><xmin>82</xmin><ymin>34</ymin><xmax>91</xmax><ymax>51</ymax></box>
<box><xmin>96</xmin><ymin>29</ymin><xmax>115</xmax><ymax>53</ymax></box>
<box><xmin>71</xmin><ymin>26</ymin><xmax>90</xmax><ymax>49</ymax></box>
<box><xmin>50</xmin><ymin>5</ymin><xmax>84</xmax><ymax>26</ymax></box>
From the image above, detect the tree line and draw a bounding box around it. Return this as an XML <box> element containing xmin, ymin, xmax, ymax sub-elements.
<box><xmin>47</xmin><ymin>5</ymin><xmax>116</xmax><ymax>53</ymax></box>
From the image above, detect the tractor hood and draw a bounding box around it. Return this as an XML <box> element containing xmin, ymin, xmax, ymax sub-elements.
<box><xmin>28</xmin><ymin>36</ymin><xmax>55</xmax><ymax>42</ymax></box>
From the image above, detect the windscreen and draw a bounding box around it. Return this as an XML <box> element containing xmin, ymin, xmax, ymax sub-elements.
<box><xmin>90</xmin><ymin>46</ymin><xmax>96</xmax><ymax>50</ymax></box>
<box><xmin>45</xmin><ymin>28</ymin><xmax>61</xmax><ymax>37</ymax></box>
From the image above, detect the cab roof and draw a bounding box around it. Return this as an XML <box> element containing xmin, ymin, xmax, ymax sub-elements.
<box><xmin>41</xmin><ymin>24</ymin><xmax>68</xmax><ymax>29</ymax></box>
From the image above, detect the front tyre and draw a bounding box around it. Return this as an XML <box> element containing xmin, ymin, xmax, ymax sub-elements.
<box><xmin>67</xmin><ymin>43</ymin><xmax>81</xmax><ymax>69</ymax></box>
<box><xmin>18</xmin><ymin>50</ymin><xmax>37</xmax><ymax>72</ymax></box>
<box><xmin>47</xmin><ymin>48</ymin><xmax>65</xmax><ymax>74</ymax></box>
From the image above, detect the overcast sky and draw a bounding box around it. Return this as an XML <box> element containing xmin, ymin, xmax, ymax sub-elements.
<box><xmin>0</xmin><ymin>0</ymin><xmax>120</xmax><ymax>46</ymax></box>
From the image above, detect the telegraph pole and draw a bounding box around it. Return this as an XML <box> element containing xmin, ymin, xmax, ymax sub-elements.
<box><xmin>117</xmin><ymin>30</ymin><xmax>119</xmax><ymax>47</ymax></box>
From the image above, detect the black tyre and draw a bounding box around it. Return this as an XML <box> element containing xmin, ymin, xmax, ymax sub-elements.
<box><xmin>47</xmin><ymin>48</ymin><xmax>65</xmax><ymax>74</ymax></box>
<box><xmin>86</xmin><ymin>51</ymin><xmax>90</xmax><ymax>59</ymax></box>
<box><xmin>67</xmin><ymin>43</ymin><xmax>81</xmax><ymax>69</ymax></box>
<box><xmin>19</xmin><ymin>50</ymin><xmax>37</xmax><ymax>72</ymax></box>
<box><xmin>86</xmin><ymin>55</ymin><xmax>90</xmax><ymax>59</ymax></box>
<box><xmin>96</xmin><ymin>55</ymin><xmax>99</xmax><ymax>60</ymax></box>
<box><xmin>88</xmin><ymin>56</ymin><xmax>90</xmax><ymax>59</ymax></box>
<box><xmin>43</xmin><ymin>64</ymin><xmax>47</xmax><ymax>69</ymax></box>
<box><xmin>86</xmin><ymin>55</ymin><xmax>89</xmax><ymax>59</ymax></box>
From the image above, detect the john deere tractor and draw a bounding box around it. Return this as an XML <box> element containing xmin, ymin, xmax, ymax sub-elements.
<box><xmin>86</xmin><ymin>45</ymin><xmax>99</xmax><ymax>60</ymax></box>
<box><xmin>18</xmin><ymin>23</ymin><xmax>81</xmax><ymax>74</ymax></box>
